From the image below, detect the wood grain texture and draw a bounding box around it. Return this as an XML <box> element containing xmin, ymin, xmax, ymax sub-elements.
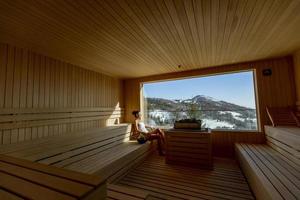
<box><xmin>236</xmin><ymin>143</ymin><xmax>300</xmax><ymax>200</ymax></box>
<box><xmin>265</xmin><ymin>125</ymin><xmax>300</xmax><ymax>162</ymax></box>
<box><xmin>212</xmin><ymin>130</ymin><xmax>265</xmax><ymax>158</ymax></box>
<box><xmin>293</xmin><ymin>49</ymin><xmax>300</xmax><ymax>110</ymax></box>
<box><xmin>165</xmin><ymin>130</ymin><xmax>212</xmax><ymax>168</ymax></box>
<box><xmin>115</xmin><ymin>153</ymin><xmax>254</xmax><ymax>200</ymax></box>
<box><xmin>0</xmin><ymin>124</ymin><xmax>155</xmax><ymax>188</ymax></box>
<box><xmin>0</xmin><ymin>0</ymin><xmax>299</xmax><ymax>78</ymax></box>
<box><xmin>0</xmin><ymin>43</ymin><xmax>124</xmax><ymax>145</ymax></box>
<box><xmin>107</xmin><ymin>184</ymin><xmax>152</xmax><ymax>200</ymax></box>
<box><xmin>0</xmin><ymin>154</ymin><xmax>106</xmax><ymax>200</ymax></box>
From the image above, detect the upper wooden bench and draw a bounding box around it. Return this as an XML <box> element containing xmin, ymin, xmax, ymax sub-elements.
<box><xmin>265</xmin><ymin>125</ymin><xmax>300</xmax><ymax>160</ymax></box>
<box><xmin>235</xmin><ymin>125</ymin><xmax>300</xmax><ymax>200</ymax></box>
<box><xmin>0</xmin><ymin>154</ymin><xmax>106</xmax><ymax>200</ymax></box>
<box><xmin>0</xmin><ymin>124</ymin><xmax>154</xmax><ymax>182</ymax></box>
<box><xmin>266</xmin><ymin>106</ymin><xmax>300</xmax><ymax>127</ymax></box>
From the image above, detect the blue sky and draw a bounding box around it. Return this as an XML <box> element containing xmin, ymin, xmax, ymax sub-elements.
<box><xmin>143</xmin><ymin>71</ymin><xmax>256</xmax><ymax>109</ymax></box>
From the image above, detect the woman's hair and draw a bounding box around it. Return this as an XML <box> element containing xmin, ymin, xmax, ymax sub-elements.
<box><xmin>132</xmin><ymin>110</ymin><xmax>140</xmax><ymax>118</ymax></box>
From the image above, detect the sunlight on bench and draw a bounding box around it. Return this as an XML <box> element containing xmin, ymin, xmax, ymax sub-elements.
<box><xmin>0</xmin><ymin>154</ymin><xmax>106</xmax><ymax>200</ymax></box>
<box><xmin>235</xmin><ymin>125</ymin><xmax>300</xmax><ymax>200</ymax></box>
<box><xmin>0</xmin><ymin>124</ymin><xmax>154</xmax><ymax>183</ymax></box>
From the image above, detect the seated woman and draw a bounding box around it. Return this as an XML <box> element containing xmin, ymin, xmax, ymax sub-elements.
<box><xmin>132</xmin><ymin>110</ymin><xmax>165</xmax><ymax>156</ymax></box>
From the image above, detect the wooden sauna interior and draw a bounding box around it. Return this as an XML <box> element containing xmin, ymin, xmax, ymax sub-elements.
<box><xmin>0</xmin><ymin>1</ymin><xmax>299</xmax><ymax>199</ymax></box>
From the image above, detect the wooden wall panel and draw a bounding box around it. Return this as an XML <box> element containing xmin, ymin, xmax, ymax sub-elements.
<box><xmin>212</xmin><ymin>131</ymin><xmax>265</xmax><ymax>157</ymax></box>
<box><xmin>293</xmin><ymin>49</ymin><xmax>300</xmax><ymax>110</ymax></box>
<box><xmin>0</xmin><ymin>43</ymin><xmax>124</xmax><ymax>145</ymax></box>
<box><xmin>124</xmin><ymin>56</ymin><xmax>296</xmax><ymax>157</ymax></box>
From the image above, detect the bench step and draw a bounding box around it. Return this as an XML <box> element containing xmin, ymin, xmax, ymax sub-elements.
<box><xmin>0</xmin><ymin>154</ymin><xmax>106</xmax><ymax>200</ymax></box>
<box><xmin>236</xmin><ymin>143</ymin><xmax>300</xmax><ymax>200</ymax></box>
<box><xmin>0</xmin><ymin>124</ymin><xmax>156</xmax><ymax>199</ymax></box>
<box><xmin>265</xmin><ymin>125</ymin><xmax>300</xmax><ymax>160</ymax></box>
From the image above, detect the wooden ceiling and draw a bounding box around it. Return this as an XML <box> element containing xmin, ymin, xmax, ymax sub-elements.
<box><xmin>0</xmin><ymin>0</ymin><xmax>300</xmax><ymax>78</ymax></box>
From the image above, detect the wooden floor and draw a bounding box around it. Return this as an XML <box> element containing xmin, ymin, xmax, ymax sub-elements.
<box><xmin>108</xmin><ymin>153</ymin><xmax>255</xmax><ymax>200</ymax></box>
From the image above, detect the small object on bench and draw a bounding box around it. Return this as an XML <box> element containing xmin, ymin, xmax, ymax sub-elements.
<box><xmin>266</xmin><ymin>106</ymin><xmax>300</xmax><ymax>127</ymax></box>
<box><xmin>0</xmin><ymin>154</ymin><xmax>106</xmax><ymax>200</ymax></box>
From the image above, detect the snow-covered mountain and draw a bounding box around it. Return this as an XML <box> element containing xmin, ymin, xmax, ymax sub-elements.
<box><xmin>145</xmin><ymin>95</ymin><xmax>257</xmax><ymax>130</ymax></box>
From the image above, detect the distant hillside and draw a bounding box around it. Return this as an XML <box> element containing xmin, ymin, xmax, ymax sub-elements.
<box><xmin>145</xmin><ymin>95</ymin><xmax>257</xmax><ymax>130</ymax></box>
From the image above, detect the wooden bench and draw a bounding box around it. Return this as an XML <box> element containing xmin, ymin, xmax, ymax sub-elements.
<box><xmin>235</xmin><ymin>126</ymin><xmax>300</xmax><ymax>200</ymax></box>
<box><xmin>0</xmin><ymin>124</ymin><xmax>154</xmax><ymax>182</ymax></box>
<box><xmin>265</xmin><ymin>125</ymin><xmax>300</xmax><ymax>160</ymax></box>
<box><xmin>0</xmin><ymin>154</ymin><xmax>106</xmax><ymax>200</ymax></box>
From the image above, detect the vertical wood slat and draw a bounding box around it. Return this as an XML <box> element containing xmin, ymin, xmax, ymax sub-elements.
<box><xmin>11</xmin><ymin>48</ymin><xmax>21</xmax><ymax>143</ymax></box>
<box><xmin>39</xmin><ymin>55</ymin><xmax>45</xmax><ymax>108</ymax></box>
<box><xmin>59</xmin><ymin>61</ymin><xmax>64</xmax><ymax>108</ymax></box>
<box><xmin>18</xmin><ymin>48</ymin><xmax>28</xmax><ymax>142</ymax></box>
<box><xmin>63</xmin><ymin>62</ymin><xmax>68</xmax><ymax>108</ymax></box>
<box><xmin>33</xmin><ymin>53</ymin><xmax>40</xmax><ymax>109</ymax></box>
<box><xmin>27</xmin><ymin>51</ymin><xmax>34</xmax><ymax>108</ymax></box>
<box><xmin>20</xmin><ymin>48</ymin><xmax>28</xmax><ymax>108</ymax></box>
<box><xmin>44</xmin><ymin>56</ymin><xmax>50</xmax><ymax>108</ymax></box>
<box><xmin>2</xmin><ymin>46</ymin><xmax>15</xmax><ymax>144</ymax></box>
<box><xmin>49</xmin><ymin>58</ymin><xmax>55</xmax><ymax>108</ymax></box>
<box><xmin>0</xmin><ymin>131</ymin><xmax>2</xmax><ymax>145</ymax></box>
<box><xmin>0</xmin><ymin>43</ymin><xmax>124</xmax><ymax>145</ymax></box>
<box><xmin>5</xmin><ymin>45</ymin><xmax>15</xmax><ymax>108</ymax></box>
<box><xmin>54</xmin><ymin>59</ymin><xmax>59</xmax><ymax>108</ymax></box>
<box><xmin>0</xmin><ymin>44</ymin><xmax>7</xmax><ymax>108</ymax></box>
<box><xmin>2</xmin><ymin>130</ymin><xmax>10</xmax><ymax>145</ymax></box>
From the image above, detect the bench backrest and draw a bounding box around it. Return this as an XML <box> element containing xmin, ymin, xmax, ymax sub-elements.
<box><xmin>0</xmin><ymin>124</ymin><xmax>131</xmax><ymax>164</ymax></box>
<box><xmin>266</xmin><ymin>106</ymin><xmax>300</xmax><ymax>127</ymax></box>
<box><xmin>265</xmin><ymin>125</ymin><xmax>300</xmax><ymax>164</ymax></box>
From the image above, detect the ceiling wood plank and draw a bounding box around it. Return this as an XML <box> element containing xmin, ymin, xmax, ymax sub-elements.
<box><xmin>0</xmin><ymin>0</ymin><xmax>299</xmax><ymax>78</ymax></box>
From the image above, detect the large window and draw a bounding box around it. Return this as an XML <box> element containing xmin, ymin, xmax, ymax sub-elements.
<box><xmin>142</xmin><ymin>71</ymin><xmax>258</xmax><ymax>131</ymax></box>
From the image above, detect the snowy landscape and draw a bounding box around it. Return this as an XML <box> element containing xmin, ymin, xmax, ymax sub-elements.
<box><xmin>144</xmin><ymin>95</ymin><xmax>257</xmax><ymax>130</ymax></box>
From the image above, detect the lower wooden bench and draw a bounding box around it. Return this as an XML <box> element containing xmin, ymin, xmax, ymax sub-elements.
<box><xmin>235</xmin><ymin>143</ymin><xmax>300</xmax><ymax>200</ymax></box>
<box><xmin>0</xmin><ymin>154</ymin><xmax>106</xmax><ymax>200</ymax></box>
<box><xmin>0</xmin><ymin>124</ymin><xmax>154</xmax><ymax>182</ymax></box>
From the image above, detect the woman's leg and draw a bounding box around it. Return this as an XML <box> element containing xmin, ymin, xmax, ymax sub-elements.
<box><xmin>148</xmin><ymin>134</ymin><xmax>164</xmax><ymax>155</ymax></box>
<box><xmin>157</xmin><ymin>129</ymin><xmax>165</xmax><ymax>143</ymax></box>
<box><xmin>151</xmin><ymin>129</ymin><xmax>165</xmax><ymax>144</ymax></box>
